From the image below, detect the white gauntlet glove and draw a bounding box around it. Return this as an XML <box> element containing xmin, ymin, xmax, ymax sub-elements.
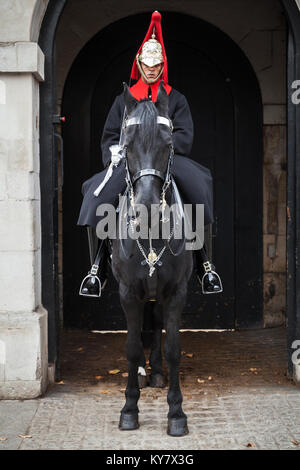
<box><xmin>93</xmin><ymin>145</ymin><xmax>124</xmax><ymax>197</ymax></box>
<box><xmin>109</xmin><ymin>144</ymin><xmax>123</xmax><ymax>166</ymax></box>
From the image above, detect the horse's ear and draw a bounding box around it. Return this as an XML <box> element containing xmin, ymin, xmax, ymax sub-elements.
<box><xmin>123</xmin><ymin>82</ymin><xmax>138</xmax><ymax>115</ymax></box>
<box><xmin>156</xmin><ymin>81</ymin><xmax>169</xmax><ymax>115</ymax></box>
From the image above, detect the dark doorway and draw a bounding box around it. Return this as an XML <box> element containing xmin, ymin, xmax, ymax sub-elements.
<box><xmin>62</xmin><ymin>12</ymin><xmax>263</xmax><ymax>330</ymax></box>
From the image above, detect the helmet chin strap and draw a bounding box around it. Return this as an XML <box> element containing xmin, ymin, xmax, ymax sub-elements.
<box><xmin>136</xmin><ymin>56</ymin><xmax>164</xmax><ymax>85</ymax></box>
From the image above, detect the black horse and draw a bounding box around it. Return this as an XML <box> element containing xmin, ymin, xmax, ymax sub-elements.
<box><xmin>110</xmin><ymin>82</ymin><xmax>194</xmax><ymax>436</ymax></box>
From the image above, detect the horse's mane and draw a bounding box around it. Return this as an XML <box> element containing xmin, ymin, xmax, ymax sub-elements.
<box><xmin>131</xmin><ymin>99</ymin><xmax>158</xmax><ymax>152</ymax></box>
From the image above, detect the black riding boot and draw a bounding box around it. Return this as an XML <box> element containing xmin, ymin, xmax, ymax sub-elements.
<box><xmin>195</xmin><ymin>245</ymin><xmax>223</xmax><ymax>294</ymax></box>
<box><xmin>79</xmin><ymin>240</ymin><xmax>108</xmax><ymax>297</ymax></box>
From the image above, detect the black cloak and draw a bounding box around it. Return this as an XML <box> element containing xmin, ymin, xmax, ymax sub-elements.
<box><xmin>77</xmin><ymin>88</ymin><xmax>214</xmax><ymax>227</ymax></box>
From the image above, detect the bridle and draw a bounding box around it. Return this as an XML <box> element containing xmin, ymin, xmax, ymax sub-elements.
<box><xmin>120</xmin><ymin>112</ymin><xmax>177</xmax><ymax>275</ymax></box>
<box><xmin>122</xmin><ymin>113</ymin><xmax>174</xmax><ymax>212</ymax></box>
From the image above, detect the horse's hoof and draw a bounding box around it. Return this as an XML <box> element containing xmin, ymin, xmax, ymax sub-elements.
<box><xmin>119</xmin><ymin>413</ymin><xmax>139</xmax><ymax>431</ymax></box>
<box><xmin>167</xmin><ymin>417</ymin><xmax>189</xmax><ymax>437</ymax></box>
<box><xmin>149</xmin><ymin>373</ymin><xmax>166</xmax><ymax>388</ymax></box>
<box><xmin>138</xmin><ymin>373</ymin><xmax>148</xmax><ymax>389</ymax></box>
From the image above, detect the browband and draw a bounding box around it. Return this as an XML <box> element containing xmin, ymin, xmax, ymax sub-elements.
<box><xmin>123</xmin><ymin>116</ymin><xmax>173</xmax><ymax>132</ymax></box>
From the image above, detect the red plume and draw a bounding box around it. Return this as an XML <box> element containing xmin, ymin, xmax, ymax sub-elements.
<box><xmin>130</xmin><ymin>11</ymin><xmax>168</xmax><ymax>83</ymax></box>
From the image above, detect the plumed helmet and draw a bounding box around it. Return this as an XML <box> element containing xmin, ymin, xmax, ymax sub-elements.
<box><xmin>131</xmin><ymin>11</ymin><xmax>168</xmax><ymax>83</ymax></box>
<box><xmin>138</xmin><ymin>36</ymin><xmax>164</xmax><ymax>67</ymax></box>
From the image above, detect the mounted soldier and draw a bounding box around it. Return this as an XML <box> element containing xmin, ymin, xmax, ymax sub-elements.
<box><xmin>77</xmin><ymin>11</ymin><xmax>222</xmax><ymax>298</ymax></box>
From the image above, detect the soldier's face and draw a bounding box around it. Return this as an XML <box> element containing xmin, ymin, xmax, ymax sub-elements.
<box><xmin>141</xmin><ymin>62</ymin><xmax>163</xmax><ymax>84</ymax></box>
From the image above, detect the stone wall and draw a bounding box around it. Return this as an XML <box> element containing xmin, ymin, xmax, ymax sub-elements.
<box><xmin>263</xmin><ymin>126</ymin><xmax>286</xmax><ymax>327</ymax></box>
<box><xmin>0</xmin><ymin>1</ymin><xmax>49</xmax><ymax>398</ymax></box>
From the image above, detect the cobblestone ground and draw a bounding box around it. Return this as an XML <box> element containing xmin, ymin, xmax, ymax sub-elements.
<box><xmin>1</xmin><ymin>327</ymin><xmax>300</xmax><ymax>450</ymax></box>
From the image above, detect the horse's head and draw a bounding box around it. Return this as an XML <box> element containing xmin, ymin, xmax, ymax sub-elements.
<box><xmin>122</xmin><ymin>82</ymin><xmax>173</xmax><ymax>207</ymax></box>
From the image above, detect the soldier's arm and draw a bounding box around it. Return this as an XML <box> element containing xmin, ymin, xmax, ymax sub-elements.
<box><xmin>101</xmin><ymin>94</ymin><xmax>124</xmax><ymax>167</ymax></box>
<box><xmin>171</xmin><ymin>92</ymin><xmax>194</xmax><ymax>157</ymax></box>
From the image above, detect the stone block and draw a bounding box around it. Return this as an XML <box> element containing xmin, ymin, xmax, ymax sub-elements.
<box><xmin>0</xmin><ymin>74</ymin><xmax>32</xmax><ymax>140</ymax></box>
<box><xmin>258</xmin><ymin>29</ymin><xmax>286</xmax><ymax>104</ymax></box>
<box><xmin>34</xmin><ymin>248</ymin><xmax>42</xmax><ymax>307</ymax></box>
<box><xmin>263</xmin><ymin>272</ymin><xmax>286</xmax><ymax>327</ymax></box>
<box><xmin>263</xmin><ymin>125</ymin><xmax>286</xmax><ymax>166</ymax></box>
<box><xmin>0</xmin><ymin>200</ymin><xmax>40</xmax><ymax>251</ymax></box>
<box><xmin>0</xmin><ymin>306</ymin><xmax>48</xmax><ymax>398</ymax></box>
<box><xmin>0</xmin><ymin>0</ymin><xmax>37</xmax><ymax>42</ymax></box>
<box><xmin>6</xmin><ymin>171</ymin><xmax>40</xmax><ymax>200</ymax></box>
<box><xmin>264</xmin><ymin>234</ymin><xmax>286</xmax><ymax>273</ymax></box>
<box><xmin>0</xmin><ymin>42</ymin><xmax>44</xmax><ymax>81</ymax></box>
<box><xmin>0</xmin><ymin>75</ymin><xmax>40</xmax><ymax>174</ymax></box>
<box><xmin>0</xmin><ymin>251</ymin><xmax>38</xmax><ymax>312</ymax></box>
<box><xmin>263</xmin><ymin>105</ymin><xmax>286</xmax><ymax>125</ymax></box>
<box><xmin>0</xmin><ymin>173</ymin><xmax>6</xmax><ymax>200</ymax></box>
<box><xmin>278</xmin><ymin>202</ymin><xmax>286</xmax><ymax>237</ymax></box>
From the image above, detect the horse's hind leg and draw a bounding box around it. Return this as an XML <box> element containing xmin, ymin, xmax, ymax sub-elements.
<box><xmin>119</xmin><ymin>292</ymin><xmax>144</xmax><ymax>431</ymax></box>
<box><xmin>163</xmin><ymin>290</ymin><xmax>189</xmax><ymax>437</ymax></box>
<box><xmin>149</xmin><ymin>303</ymin><xmax>166</xmax><ymax>388</ymax></box>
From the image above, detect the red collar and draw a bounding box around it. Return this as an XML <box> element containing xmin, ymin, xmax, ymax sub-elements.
<box><xmin>130</xmin><ymin>78</ymin><xmax>172</xmax><ymax>103</ymax></box>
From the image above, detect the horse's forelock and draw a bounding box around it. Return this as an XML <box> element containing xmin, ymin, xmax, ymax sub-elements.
<box><xmin>131</xmin><ymin>100</ymin><xmax>159</xmax><ymax>151</ymax></box>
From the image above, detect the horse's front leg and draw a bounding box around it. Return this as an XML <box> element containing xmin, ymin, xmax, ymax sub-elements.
<box><xmin>149</xmin><ymin>303</ymin><xmax>165</xmax><ymax>388</ymax></box>
<box><xmin>119</xmin><ymin>287</ymin><xmax>144</xmax><ymax>431</ymax></box>
<box><xmin>163</xmin><ymin>288</ymin><xmax>189</xmax><ymax>437</ymax></box>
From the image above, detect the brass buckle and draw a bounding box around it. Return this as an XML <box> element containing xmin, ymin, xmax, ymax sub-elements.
<box><xmin>203</xmin><ymin>261</ymin><xmax>212</xmax><ymax>273</ymax></box>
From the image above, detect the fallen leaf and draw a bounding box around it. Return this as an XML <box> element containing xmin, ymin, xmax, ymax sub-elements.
<box><xmin>99</xmin><ymin>390</ymin><xmax>110</xmax><ymax>394</ymax></box>
<box><xmin>108</xmin><ymin>369</ymin><xmax>120</xmax><ymax>375</ymax></box>
<box><xmin>185</xmin><ymin>353</ymin><xmax>194</xmax><ymax>358</ymax></box>
<box><xmin>18</xmin><ymin>435</ymin><xmax>32</xmax><ymax>439</ymax></box>
<box><xmin>55</xmin><ymin>381</ymin><xmax>65</xmax><ymax>385</ymax></box>
<box><xmin>291</xmin><ymin>440</ymin><xmax>299</xmax><ymax>446</ymax></box>
<box><xmin>95</xmin><ymin>376</ymin><xmax>103</xmax><ymax>380</ymax></box>
<box><xmin>197</xmin><ymin>379</ymin><xmax>205</xmax><ymax>384</ymax></box>
<box><xmin>246</xmin><ymin>442</ymin><xmax>255</xmax><ymax>448</ymax></box>
<box><xmin>0</xmin><ymin>438</ymin><xmax>7</xmax><ymax>441</ymax></box>
<box><xmin>122</xmin><ymin>372</ymin><xmax>128</xmax><ymax>378</ymax></box>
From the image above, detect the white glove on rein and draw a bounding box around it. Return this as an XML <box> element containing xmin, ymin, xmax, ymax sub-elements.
<box><xmin>93</xmin><ymin>145</ymin><xmax>124</xmax><ymax>197</ymax></box>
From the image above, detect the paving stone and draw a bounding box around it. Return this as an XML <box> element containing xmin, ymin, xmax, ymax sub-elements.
<box><xmin>1</xmin><ymin>327</ymin><xmax>300</xmax><ymax>450</ymax></box>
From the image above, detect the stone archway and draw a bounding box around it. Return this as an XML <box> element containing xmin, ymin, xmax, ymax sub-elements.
<box><xmin>61</xmin><ymin>12</ymin><xmax>263</xmax><ymax>332</ymax></box>
<box><xmin>36</xmin><ymin>0</ymin><xmax>300</xmax><ymax>386</ymax></box>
